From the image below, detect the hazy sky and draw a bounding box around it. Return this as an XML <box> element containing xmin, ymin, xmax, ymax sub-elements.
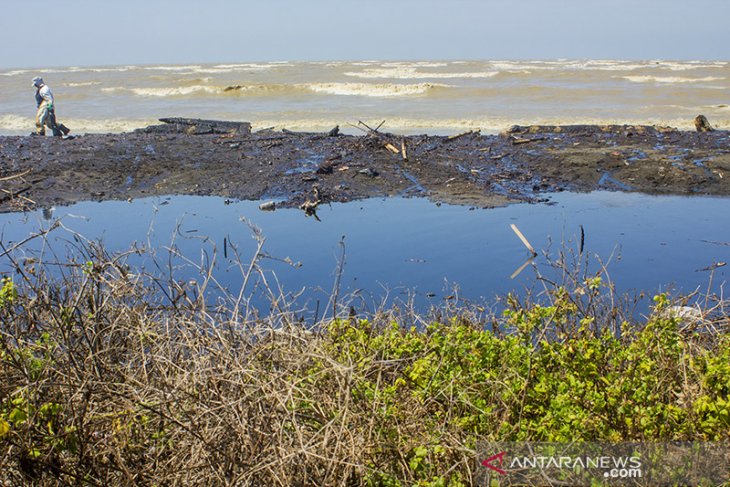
<box><xmin>1</xmin><ymin>0</ymin><xmax>728</xmax><ymax>68</ymax></box>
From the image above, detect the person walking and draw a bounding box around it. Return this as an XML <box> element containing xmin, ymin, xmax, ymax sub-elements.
<box><xmin>32</xmin><ymin>77</ymin><xmax>69</xmax><ymax>136</ymax></box>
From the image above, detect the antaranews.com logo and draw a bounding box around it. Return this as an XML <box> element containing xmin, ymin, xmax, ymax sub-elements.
<box><xmin>477</xmin><ymin>442</ymin><xmax>728</xmax><ymax>486</ymax></box>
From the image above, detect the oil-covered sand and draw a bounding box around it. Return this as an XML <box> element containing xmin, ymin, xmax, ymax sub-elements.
<box><xmin>1</xmin><ymin>122</ymin><xmax>729</xmax><ymax>212</ymax></box>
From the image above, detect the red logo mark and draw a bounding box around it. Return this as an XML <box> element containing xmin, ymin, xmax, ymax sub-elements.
<box><xmin>481</xmin><ymin>451</ymin><xmax>507</xmax><ymax>475</ymax></box>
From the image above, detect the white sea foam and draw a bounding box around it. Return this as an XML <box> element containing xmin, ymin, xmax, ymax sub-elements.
<box><xmin>75</xmin><ymin>66</ymin><xmax>139</xmax><ymax>73</ymax></box>
<box><xmin>131</xmin><ymin>86</ymin><xmax>223</xmax><ymax>97</ymax></box>
<box><xmin>2</xmin><ymin>112</ymin><xmax>723</xmax><ymax>137</ymax></box>
<box><xmin>248</xmin><ymin>115</ymin><xmax>715</xmax><ymax>135</ymax></box>
<box><xmin>66</xmin><ymin>81</ymin><xmax>102</xmax><ymax>87</ymax></box>
<box><xmin>101</xmin><ymin>85</ymin><xmax>223</xmax><ymax>96</ymax></box>
<box><xmin>212</xmin><ymin>63</ymin><xmax>282</xmax><ymax>70</ymax></box>
<box><xmin>0</xmin><ymin>114</ymin><xmax>155</xmax><ymax>134</ymax></box>
<box><xmin>0</xmin><ymin>114</ymin><xmax>33</xmax><ymax>131</ymax></box>
<box><xmin>621</xmin><ymin>75</ymin><xmax>726</xmax><ymax>84</ymax></box>
<box><xmin>344</xmin><ymin>67</ymin><xmax>499</xmax><ymax>79</ymax></box>
<box><xmin>0</xmin><ymin>69</ymin><xmax>30</xmax><ymax>77</ymax></box>
<box><xmin>488</xmin><ymin>59</ymin><xmax>729</xmax><ymax>73</ymax></box>
<box><xmin>378</xmin><ymin>62</ymin><xmax>450</xmax><ymax>68</ymax></box>
<box><xmin>143</xmin><ymin>65</ymin><xmax>203</xmax><ymax>71</ymax></box>
<box><xmin>36</xmin><ymin>66</ymin><xmax>139</xmax><ymax>74</ymax></box>
<box><xmin>659</xmin><ymin>61</ymin><xmax>728</xmax><ymax>71</ymax></box>
<box><xmin>303</xmin><ymin>82</ymin><xmax>449</xmax><ymax>97</ymax></box>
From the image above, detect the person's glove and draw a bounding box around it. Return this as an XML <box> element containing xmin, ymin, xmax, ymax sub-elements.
<box><xmin>47</xmin><ymin>103</ymin><xmax>54</xmax><ymax>110</ymax></box>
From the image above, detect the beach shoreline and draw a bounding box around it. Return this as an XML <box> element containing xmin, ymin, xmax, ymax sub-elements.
<box><xmin>1</xmin><ymin>122</ymin><xmax>729</xmax><ymax>213</ymax></box>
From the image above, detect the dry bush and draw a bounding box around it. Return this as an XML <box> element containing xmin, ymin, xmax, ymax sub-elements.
<box><xmin>0</xmin><ymin>226</ymin><xmax>728</xmax><ymax>486</ymax></box>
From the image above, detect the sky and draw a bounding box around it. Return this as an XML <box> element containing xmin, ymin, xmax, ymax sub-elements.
<box><xmin>1</xmin><ymin>0</ymin><xmax>729</xmax><ymax>69</ymax></box>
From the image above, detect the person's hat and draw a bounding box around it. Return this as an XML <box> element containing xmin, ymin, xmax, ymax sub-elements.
<box><xmin>31</xmin><ymin>76</ymin><xmax>44</xmax><ymax>87</ymax></box>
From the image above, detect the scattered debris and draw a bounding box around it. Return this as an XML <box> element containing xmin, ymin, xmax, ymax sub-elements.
<box><xmin>509</xmin><ymin>135</ymin><xmax>546</xmax><ymax>145</ymax></box>
<box><xmin>358</xmin><ymin>168</ymin><xmax>379</xmax><ymax>178</ymax></box>
<box><xmin>694</xmin><ymin>115</ymin><xmax>714</xmax><ymax>132</ymax></box>
<box><xmin>259</xmin><ymin>201</ymin><xmax>276</xmax><ymax>211</ymax></box>
<box><xmin>316</xmin><ymin>155</ymin><xmax>342</xmax><ymax>174</ymax></box>
<box><xmin>2</xmin><ymin>121</ymin><xmax>730</xmax><ymax>213</ymax></box>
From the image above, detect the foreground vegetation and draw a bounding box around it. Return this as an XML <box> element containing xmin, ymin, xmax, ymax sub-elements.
<box><xmin>0</xmin><ymin>241</ymin><xmax>728</xmax><ymax>486</ymax></box>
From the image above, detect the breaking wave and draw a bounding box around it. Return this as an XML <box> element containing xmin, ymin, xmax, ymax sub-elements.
<box><xmin>133</xmin><ymin>86</ymin><xmax>222</xmax><ymax>97</ymax></box>
<box><xmin>100</xmin><ymin>82</ymin><xmax>450</xmax><ymax>98</ymax></box>
<box><xmin>345</xmin><ymin>67</ymin><xmax>499</xmax><ymax>79</ymax></box>
<box><xmin>65</xmin><ymin>81</ymin><xmax>102</xmax><ymax>87</ymax></box>
<box><xmin>0</xmin><ymin>69</ymin><xmax>31</xmax><ymax>77</ymax></box>
<box><xmin>488</xmin><ymin>60</ymin><xmax>728</xmax><ymax>72</ymax></box>
<box><xmin>620</xmin><ymin>75</ymin><xmax>726</xmax><ymax>84</ymax></box>
<box><xmin>303</xmin><ymin>82</ymin><xmax>449</xmax><ymax>97</ymax></box>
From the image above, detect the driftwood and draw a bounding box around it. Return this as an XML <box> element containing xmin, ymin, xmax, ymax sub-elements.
<box><xmin>0</xmin><ymin>186</ymin><xmax>32</xmax><ymax>204</ymax></box>
<box><xmin>510</xmin><ymin>224</ymin><xmax>537</xmax><ymax>256</ymax></box>
<box><xmin>350</xmin><ymin>120</ymin><xmax>407</xmax><ymax>158</ymax></box>
<box><xmin>0</xmin><ymin>169</ymin><xmax>32</xmax><ymax>182</ymax></box>
<box><xmin>510</xmin><ymin>135</ymin><xmax>546</xmax><ymax>145</ymax></box>
<box><xmin>445</xmin><ymin>129</ymin><xmax>480</xmax><ymax>142</ymax></box>
<box><xmin>694</xmin><ymin>115</ymin><xmax>714</xmax><ymax>132</ymax></box>
<box><xmin>139</xmin><ymin>118</ymin><xmax>252</xmax><ymax>135</ymax></box>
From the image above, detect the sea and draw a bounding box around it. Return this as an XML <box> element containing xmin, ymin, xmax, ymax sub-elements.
<box><xmin>1</xmin><ymin>59</ymin><xmax>728</xmax><ymax>136</ymax></box>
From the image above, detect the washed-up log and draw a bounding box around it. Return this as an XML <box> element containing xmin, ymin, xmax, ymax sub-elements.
<box><xmin>140</xmin><ymin>118</ymin><xmax>252</xmax><ymax>135</ymax></box>
<box><xmin>282</xmin><ymin>128</ymin><xmax>329</xmax><ymax>136</ymax></box>
<box><xmin>384</xmin><ymin>143</ymin><xmax>400</xmax><ymax>154</ymax></box>
<box><xmin>694</xmin><ymin>115</ymin><xmax>714</xmax><ymax>132</ymax></box>
<box><xmin>401</xmin><ymin>140</ymin><xmax>408</xmax><ymax>161</ymax></box>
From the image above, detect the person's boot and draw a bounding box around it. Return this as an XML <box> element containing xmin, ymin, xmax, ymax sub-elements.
<box><xmin>59</xmin><ymin>124</ymin><xmax>70</xmax><ymax>135</ymax></box>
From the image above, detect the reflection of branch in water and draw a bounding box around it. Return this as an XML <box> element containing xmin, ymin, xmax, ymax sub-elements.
<box><xmin>510</xmin><ymin>256</ymin><xmax>535</xmax><ymax>280</ymax></box>
<box><xmin>299</xmin><ymin>200</ymin><xmax>321</xmax><ymax>221</ymax></box>
<box><xmin>701</xmin><ymin>239</ymin><xmax>730</xmax><ymax>247</ymax></box>
<box><xmin>300</xmin><ymin>186</ymin><xmax>322</xmax><ymax>221</ymax></box>
<box><xmin>696</xmin><ymin>261</ymin><xmax>726</xmax><ymax>272</ymax></box>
